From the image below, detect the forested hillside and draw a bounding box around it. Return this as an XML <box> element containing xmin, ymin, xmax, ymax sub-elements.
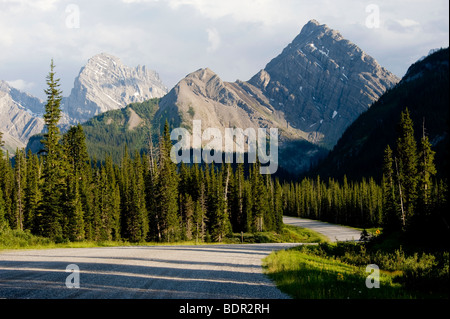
<box><xmin>82</xmin><ymin>98</ymin><xmax>160</xmax><ymax>162</ymax></box>
<box><xmin>2</xmin><ymin>51</ymin><xmax>448</xmax><ymax>247</ymax></box>
<box><xmin>311</xmin><ymin>48</ymin><xmax>449</xmax><ymax>182</ymax></box>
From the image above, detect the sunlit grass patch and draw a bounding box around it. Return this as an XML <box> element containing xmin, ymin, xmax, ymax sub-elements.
<box><xmin>263</xmin><ymin>247</ymin><xmax>422</xmax><ymax>299</ymax></box>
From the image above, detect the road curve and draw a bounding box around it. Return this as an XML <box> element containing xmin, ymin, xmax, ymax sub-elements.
<box><xmin>0</xmin><ymin>243</ymin><xmax>300</xmax><ymax>299</ymax></box>
<box><xmin>0</xmin><ymin>217</ymin><xmax>361</xmax><ymax>299</ymax></box>
<box><xmin>283</xmin><ymin>215</ymin><xmax>362</xmax><ymax>242</ymax></box>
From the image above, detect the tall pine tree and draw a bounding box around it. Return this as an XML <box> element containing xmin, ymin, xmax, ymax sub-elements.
<box><xmin>38</xmin><ymin>60</ymin><xmax>67</xmax><ymax>240</ymax></box>
<box><xmin>396</xmin><ymin>108</ymin><xmax>418</xmax><ymax>230</ymax></box>
<box><xmin>156</xmin><ymin>121</ymin><xmax>181</xmax><ymax>242</ymax></box>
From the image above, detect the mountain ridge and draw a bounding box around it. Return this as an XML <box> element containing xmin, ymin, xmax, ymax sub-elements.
<box><xmin>310</xmin><ymin>47</ymin><xmax>449</xmax><ymax>181</ymax></box>
<box><xmin>62</xmin><ymin>52</ymin><xmax>168</xmax><ymax>123</ymax></box>
<box><xmin>1</xmin><ymin>53</ymin><xmax>168</xmax><ymax>154</ymax></box>
<box><xmin>5</xmin><ymin>20</ymin><xmax>401</xmax><ymax>174</ymax></box>
<box><xmin>249</xmin><ymin>19</ymin><xmax>399</xmax><ymax>148</ymax></box>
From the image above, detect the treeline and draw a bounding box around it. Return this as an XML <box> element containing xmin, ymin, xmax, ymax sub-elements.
<box><xmin>0</xmin><ymin>62</ymin><xmax>283</xmax><ymax>242</ymax></box>
<box><xmin>1</xmin><ymin>63</ymin><xmax>447</xmax><ymax>244</ymax></box>
<box><xmin>281</xmin><ymin>109</ymin><xmax>448</xmax><ymax>237</ymax></box>
<box><xmin>282</xmin><ymin>176</ymin><xmax>383</xmax><ymax>228</ymax></box>
<box><xmin>381</xmin><ymin>108</ymin><xmax>448</xmax><ymax>236</ymax></box>
<box><xmin>0</xmin><ymin>124</ymin><xmax>284</xmax><ymax>242</ymax></box>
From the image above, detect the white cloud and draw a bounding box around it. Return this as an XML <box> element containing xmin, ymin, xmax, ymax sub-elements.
<box><xmin>206</xmin><ymin>28</ymin><xmax>220</xmax><ymax>53</ymax></box>
<box><xmin>167</xmin><ymin>0</ymin><xmax>290</xmax><ymax>26</ymax></box>
<box><xmin>0</xmin><ymin>0</ymin><xmax>448</xmax><ymax>99</ymax></box>
<box><xmin>6</xmin><ymin>79</ymin><xmax>35</xmax><ymax>91</ymax></box>
<box><xmin>0</xmin><ymin>0</ymin><xmax>60</xmax><ymax>12</ymax></box>
<box><xmin>385</xmin><ymin>18</ymin><xmax>421</xmax><ymax>33</ymax></box>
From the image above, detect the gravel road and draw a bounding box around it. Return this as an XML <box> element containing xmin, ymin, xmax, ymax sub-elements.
<box><xmin>0</xmin><ymin>217</ymin><xmax>361</xmax><ymax>299</ymax></box>
<box><xmin>283</xmin><ymin>216</ymin><xmax>362</xmax><ymax>242</ymax></box>
<box><xmin>0</xmin><ymin>243</ymin><xmax>300</xmax><ymax>299</ymax></box>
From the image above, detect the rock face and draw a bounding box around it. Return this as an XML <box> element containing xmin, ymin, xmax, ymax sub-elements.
<box><xmin>63</xmin><ymin>53</ymin><xmax>168</xmax><ymax>123</ymax></box>
<box><xmin>249</xmin><ymin>19</ymin><xmax>400</xmax><ymax>148</ymax></box>
<box><xmin>156</xmin><ymin>67</ymin><xmax>305</xmax><ymax>141</ymax></box>
<box><xmin>155</xmin><ymin>19</ymin><xmax>400</xmax><ymax>172</ymax></box>
<box><xmin>1</xmin><ymin>53</ymin><xmax>168</xmax><ymax>154</ymax></box>
<box><xmin>312</xmin><ymin>48</ymin><xmax>449</xmax><ymax>180</ymax></box>
<box><xmin>0</xmin><ymin>80</ymin><xmax>45</xmax><ymax>153</ymax></box>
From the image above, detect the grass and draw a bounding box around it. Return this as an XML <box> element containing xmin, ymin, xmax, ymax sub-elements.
<box><xmin>0</xmin><ymin>224</ymin><xmax>327</xmax><ymax>251</ymax></box>
<box><xmin>262</xmin><ymin>240</ymin><xmax>449</xmax><ymax>299</ymax></box>
<box><xmin>225</xmin><ymin>224</ymin><xmax>328</xmax><ymax>244</ymax></box>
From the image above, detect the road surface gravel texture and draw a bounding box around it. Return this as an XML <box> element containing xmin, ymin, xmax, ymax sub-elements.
<box><xmin>0</xmin><ymin>216</ymin><xmax>361</xmax><ymax>299</ymax></box>
<box><xmin>283</xmin><ymin>216</ymin><xmax>362</xmax><ymax>242</ymax></box>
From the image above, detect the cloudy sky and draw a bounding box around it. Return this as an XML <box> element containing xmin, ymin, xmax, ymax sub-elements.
<box><xmin>1</xmin><ymin>0</ymin><xmax>448</xmax><ymax>100</ymax></box>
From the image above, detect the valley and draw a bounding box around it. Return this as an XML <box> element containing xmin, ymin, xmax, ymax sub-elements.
<box><xmin>0</xmin><ymin>16</ymin><xmax>448</xmax><ymax>305</ymax></box>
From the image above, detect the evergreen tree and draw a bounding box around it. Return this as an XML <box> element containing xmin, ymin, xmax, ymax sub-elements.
<box><xmin>414</xmin><ymin>128</ymin><xmax>437</xmax><ymax>231</ymax></box>
<box><xmin>192</xmin><ymin>183</ymin><xmax>207</xmax><ymax>243</ymax></box>
<box><xmin>181</xmin><ymin>193</ymin><xmax>194</xmax><ymax>240</ymax></box>
<box><xmin>62</xmin><ymin>124</ymin><xmax>89</xmax><ymax>241</ymax></box>
<box><xmin>24</xmin><ymin>150</ymin><xmax>41</xmax><ymax>233</ymax></box>
<box><xmin>144</xmin><ymin>146</ymin><xmax>160</xmax><ymax>241</ymax></box>
<box><xmin>156</xmin><ymin>121</ymin><xmax>181</xmax><ymax>242</ymax></box>
<box><xmin>65</xmin><ymin>172</ymin><xmax>85</xmax><ymax>241</ymax></box>
<box><xmin>0</xmin><ymin>186</ymin><xmax>6</xmax><ymax>230</ymax></box>
<box><xmin>13</xmin><ymin>148</ymin><xmax>26</xmax><ymax>230</ymax></box>
<box><xmin>251</xmin><ymin>161</ymin><xmax>268</xmax><ymax>232</ymax></box>
<box><xmin>382</xmin><ymin>145</ymin><xmax>400</xmax><ymax>232</ymax></box>
<box><xmin>229</xmin><ymin>163</ymin><xmax>244</xmax><ymax>232</ymax></box>
<box><xmin>396</xmin><ymin>108</ymin><xmax>418</xmax><ymax>230</ymax></box>
<box><xmin>0</xmin><ymin>151</ymin><xmax>14</xmax><ymax>229</ymax></box>
<box><xmin>418</xmin><ymin>131</ymin><xmax>436</xmax><ymax>208</ymax></box>
<box><xmin>104</xmin><ymin>156</ymin><xmax>121</xmax><ymax>241</ymax></box>
<box><xmin>38</xmin><ymin>59</ymin><xmax>67</xmax><ymax>240</ymax></box>
<box><xmin>273</xmin><ymin>179</ymin><xmax>283</xmax><ymax>233</ymax></box>
<box><xmin>128</xmin><ymin>152</ymin><xmax>149</xmax><ymax>242</ymax></box>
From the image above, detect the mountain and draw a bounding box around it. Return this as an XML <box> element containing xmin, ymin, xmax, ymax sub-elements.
<box><xmin>152</xmin><ymin>19</ymin><xmax>399</xmax><ymax>173</ymax></box>
<box><xmin>311</xmin><ymin>47</ymin><xmax>449</xmax><ymax>181</ymax></box>
<box><xmin>62</xmin><ymin>53</ymin><xmax>168</xmax><ymax>123</ymax></box>
<box><xmin>1</xmin><ymin>53</ymin><xmax>168</xmax><ymax>154</ymax></box>
<box><xmin>15</xmin><ymin>20</ymin><xmax>400</xmax><ymax>174</ymax></box>
<box><xmin>248</xmin><ymin>19</ymin><xmax>400</xmax><ymax>149</ymax></box>
<box><xmin>0</xmin><ymin>80</ymin><xmax>45</xmax><ymax>154</ymax></box>
<box><xmin>82</xmin><ymin>98</ymin><xmax>160</xmax><ymax>162</ymax></box>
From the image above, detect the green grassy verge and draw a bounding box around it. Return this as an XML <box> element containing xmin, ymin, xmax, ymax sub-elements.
<box><xmin>0</xmin><ymin>224</ymin><xmax>326</xmax><ymax>250</ymax></box>
<box><xmin>226</xmin><ymin>224</ymin><xmax>328</xmax><ymax>244</ymax></box>
<box><xmin>263</xmin><ymin>241</ymin><xmax>449</xmax><ymax>299</ymax></box>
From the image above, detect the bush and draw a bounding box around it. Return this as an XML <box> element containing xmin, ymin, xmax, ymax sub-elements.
<box><xmin>291</xmin><ymin>241</ymin><xmax>449</xmax><ymax>296</ymax></box>
<box><xmin>0</xmin><ymin>229</ymin><xmax>53</xmax><ymax>249</ymax></box>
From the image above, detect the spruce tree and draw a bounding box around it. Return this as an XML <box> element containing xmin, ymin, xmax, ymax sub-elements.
<box><xmin>396</xmin><ymin>108</ymin><xmax>418</xmax><ymax>230</ymax></box>
<box><xmin>0</xmin><ymin>151</ymin><xmax>14</xmax><ymax>229</ymax></box>
<box><xmin>104</xmin><ymin>155</ymin><xmax>121</xmax><ymax>241</ymax></box>
<box><xmin>273</xmin><ymin>179</ymin><xmax>283</xmax><ymax>233</ymax></box>
<box><xmin>144</xmin><ymin>148</ymin><xmax>160</xmax><ymax>241</ymax></box>
<box><xmin>156</xmin><ymin>121</ymin><xmax>181</xmax><ymax>242</ymax></box>
<box><xmin>192</xmin><ymin>183</ymin><xmax>207</xmax><ymax>243</ymax></box>
<box><xmin>382</xmin><ymin>145</ymin><xmax>400</xmax><ymax>232</ymax></box>
<box><xmin>39</xmin><ymin>60</ymin><xmax>67</xmax><ymax>240</ymax></box>
<box><xmin>0</xmin><ymin>186</ymin><xmax>6</xmax><ymax>230</ymax></box>
<box><xmin>414</xmin><ymin>128</ymin><xmax>437</xmax><ymax>231</ymax></box>
<box><xmin>13</xmin><ymin>148</ymin><xmax>26</xmax><ymax>230</ymax></box>
<box><xmin>62</xmin><ymin>124</ymin><xmax>89</xmax><ymax>241</ymax></box>
<box><xmin>229</xmin><ymin>162</ymin><xmax>244</xmax><ymax>232</ymax></box>
<box><xmin>418</xmin><ymin>132</ymin><xmax>436</xmax><ymax>208</ymax></box>
<box><xmin>24</xmin><ymin>150</ymin><xmax>41</xmax><ymax>233</ymax></box>
<box><xmin>251</xmin><ymin>161</ymin><xmax>268</xmax><ymax>232</ymax></box>
<box><xmin>129</xmin><ymin>152</ymin><xmax>149</xmax><ymax>242</ymax></box>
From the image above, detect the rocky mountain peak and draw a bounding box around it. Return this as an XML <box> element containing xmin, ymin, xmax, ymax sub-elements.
<box><xmin>0</xmin><ymin>80</ymin><xmax>45</xmax><ymax>153</ymax></box>
<box><xmin>63</xmin><ymin>52</ymin><xmax>168</xmax><ymax>123</ymax></box>
<box><xmin>250</xmin><ymin>19</ymin><xmax>400</xmax><ymax>148</ymax></box>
